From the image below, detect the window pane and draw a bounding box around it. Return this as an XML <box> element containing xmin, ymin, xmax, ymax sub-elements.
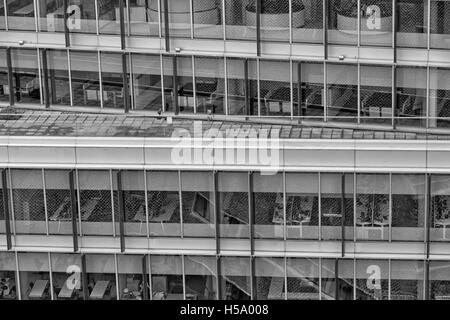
<box><xmin>360</xmin><ymin>64</ymin><xmax>392</xmax><ymax>125</ymax></box>
<box><xmin>70</xmin><ymin>50</ymin><xmax>100</xmax><ymax>108</ymax></box>
<box><xmin>431</xmin><ymin>175</ymin><xmax>450</xmax><ymax>242</ymax></box>
<box><xmin>46</xmin><ymin>49</ymin><xmax>71</xmax><ymax>106</ymax></box>
<box><xmin>292</xmin><ymin>0</ymin><xmax>323</xmax><ymax>43</ymax></box>
<box><xmin>194</xmin><ymin>56</ymin><xmax>225</xmax><ymax>115</ymax></box>
<box><xmin>218</xmin><ymin>172</ymin><xmax>249</xmax><ymax>238</ymax></box>
<box><xmin>11</xmin><ymin>48</ymin><xmax>41</xmax><ymax>105</ymax></box>
<box><xmin>38</xmin><ymin>0</ymin><xmax>65</xmax><ymax>32</ymax></box>
<box><xmin>360</xmin><ymin>0</ymin><xmax>393</xmax><ymax>46</ymax></box>
<box><xmin>286</xmin><ymin>257</ymin><xmax>320</xmax><ymax>300</ymax></box>
<box><xmin>227</xmin><ymin>57</ymin><xmax>258</xmax><ymax>115</ymax></box>
<box><xmin>51</xmin><ymin>253</ymin><xmax>83</xmax><ymax>300</ymax></box>
<box><xmin>161</xmin><ymin>0</ymin><xmax>191</xmax><ymax>38</ymax></box>
<box><xmin>220</xmin><ymin>256</ymin><xmax>251</xmax><ymax>300</ymax></box>
<box><xmin>0</xmin><ymin>2</ymin><xmax>5</xmax><ymax>29</ymax></box>
<box><xmin>184</xmin><ymin>255</ymin><xmax>218</xmax><ymax>300</ymax></box>
<box><xmin>117</xmin><ymin>255</ymin><xmax>146</xmax><ymax>300</ymax></box>
<box><xmin>131</xmin><ymin>53</ymin><xmax>163</xmax><ymax>111</ymax></box>
<box><xmin>0</xmin><ymin>172</ymin><xmax>4</xmax><ymax>234</ymax></box>
<box><xmin>429</xmin><ymin>68</ymin><xmax>450</xmax><ymax>129</ymax></box>
<box><xmin>397</xmin><ymin>0</ymin><xmax>427</xmax><ymax>48</ymax></box>
<box><xmin>293</xmin><ymin>61</ymin><xmax>324</xmax><ymax>120</ymax></box>
<box><xmin>11</xmin><ymin>169</ymin><xmax>46</xmax><ymax>235</ymax></box>
<box><xmin>286</xmin><ymin>173</ymin><xmax>319</xmax><ymax>240</ymax></box>
<box><xmin>193</xmin><ymin>0</ymin><xmax>223</xmax><ymax>39</ymax></box>
<box><xmin>69</xmin><ymin>0</ymin><xmax>97</xmax><ymax>34</ymax></box>
<box><xmin>45</xmin><ymin>170</ymin><xmax>72</xmax><ymax>235</ymax></box>
<box><xmin>321</xmin><ymin>259</ymin><xmax>354</xmax><ymax>300</ymax></box>
<box><xmin>0</xmin><ymin>252</ymin><xmax>18</xmax><ymax>300</ymax></box>
<box><xmin>392</xmin><ymin>174</ymin><xmax>425</xmax><ymax>241</ymax></box>
<box><xmin>259</xmin><ymin>0</ymin><xmax>290</xmax><ymax>42</ymax></box>
<box><xmin>98</xmin><ymin>0</ymin><xmax>120</xmax><ymax>35</ymax></box>
<box><xmin>356</xmin><ymin>174</ymin><xmax>389</xmax><ymax>241</ymax></box>
<box><xmin>78</xmin><ymin>170</ymin><xmax>114</xmax><ymax>236</ymax></box>
<box><xmin>253</xmin><ymin>172</ymin><xmax>284</xmax><ymax>239</ymax></box>
<box><xmin>151</xmin><ymin>255</ymin><xmax>183</xmax><ymax>300</ymax></box>
<box><xmin>85</xmin><ymin>254</ymin><xmax>117</xmax><ymax>300</ymax></box>
<box><xmin>181</xmin><ymin>171</ymin><xmax>215</xmax><ymax>238</ymax></box>
<box><xmin>430</xmin><ymin>0</ymin><xmax>450</xmax><ymax>49</ymax></box>
<box><xmin>18</xmin><ymin>252</ymin><xmax>51</xmax><ymax>300</ymax></box>
<box><xmin>225</xmin><ymin>0</ymin><xmax>256</xmax><ymax>41</ymax></box>
<box><xmin>147</xmin><ymin>171</ymin><xmax>181</xmax><ymax>237</ymax></box>
<box><xmin>328</xmin><ymin>0</ymin><xmax>358</xmax><ymax>45</ymax></box>
<box><xmin>430</xmin><ymin>261</ymin><xmax>450</xmax><ymax>300</ymax></box>
<box><xmin>355</xmin><ymin>259</ymin><xmax>389</xmax><ymax>300</ymax></box>
<box><xmin>396</xmin><ymin>66</ymin><xmax>427</xmax><ymax>127</ymax></box>
<box><xmin>255</xmin><ymin>257</ymin><xmax>285</xmax><ymax>300</ymax></box>
<box><xmin>7</xmin><ymin>0</ymin><xmax>36</xmax><ymax>31</ymax></box>
<box><xmin>260</xmin><ymin>60</ymin><xmax>291</xmax><ymax>116</ymax></box>
<box><xmin>163</xmin><ymin>56</ymin><xmax>194</xmax><ymax>113</ymax></box>
<box><xmin>0</xmin><ymin>49</ymin><xmax>8</xmax><ymax>103</ymax></box>
<box><xmin>100</xmin><ymin>52</ymin><xmax>125</xmax><ymax>109</ymax></box>
<box><xmin>327</xmin><ymin>63</ymin><xmax>358</xmax><ymax>123</ymax></box>
<box><xmin>128</xmin><ymin>0</ymin><xmax>159</xmax><ymax>37</ymax></box>
<box><xmin>390</xmin><ymin>260</ymin><xmax>424</xmax><ymax>300</ymax></box>
<box><xmin>321</xmin><ymin>173</ymin><xmax>354</xmax><ymax>241</ymax></box>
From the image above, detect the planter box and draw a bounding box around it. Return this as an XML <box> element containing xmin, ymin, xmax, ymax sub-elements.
<box><xmin>244</xmin><ymin>9</ymin><xmax>305</xmax><ymax>29</ymax></box>
<box><xmin>337</xmin><ymin>13</ymin><xmax>392</xmax><ymax>33</ymax></box>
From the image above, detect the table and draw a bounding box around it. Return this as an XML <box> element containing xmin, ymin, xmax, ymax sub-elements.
<box><xmin>90</xmin><ymin>280</ymin><xmax>110</xmax><ymax>299</ymax></box>
<box><xmin>28</xmin><ymin>279</ymin><xmax>49</xmax><ymax>299</ymax></box>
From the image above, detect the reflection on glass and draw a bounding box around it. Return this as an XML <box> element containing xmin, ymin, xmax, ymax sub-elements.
<box><xmin>78</xmin><ymin>170</ymin><xmax>114</xmax><ymax>236</ymax></box>
<box><xmin>45</xmin><ymin>50</ymin><xmax>71</xmax><ymax>106</ymax></box>
<box><xmin>6</xmin><ymin>0</ymin><xmax>36</xmax><ymax>31</ymax></box>
<box><xmin>218</xmin><ymin>172</ymin><xmax>249</xmax><ymax>238</ymax></box>
<box><xmin>225</xmin><ymin>0</ymin><xmax>256</xmax><ymax>41</ymax></box>
<box><xmin>326</xmin><ymin>63</ymin><xmax>358</xmax><ymax>122</ymax></box>
<box><xmin>0</xmin><ymin>252</ymin><xmax>17</xmax><ymax>300</ymax></box>
<box><xmin>51</xmin><ymin>253</ymin><xmax>83</xmax><ymax>300</ymax></box>
<box><xmin>429</xmin><ymin>68</ymin><xmax>450</xmax><ymax>129</ymax></box>
<box><xmin>360</xmin><ymin>65</ymin><xmax>392</xmax><ymax>124</ymax></box>
<box><xmin>293</xmin><ymin>61</ymin><xmax>324</xmax><ymax>119</ymax></box>
<box><xmin>255</xmin><ymin>257</ymin><xmax>285</xmax><ymax>300</ymax></box>
<box><xmin>45</xmin><ymin>170</ymin><xmax>72</xmax><ymax>235</ymax></box>
<box><xmin>392</xmin><ymin>174</ymin><xmax>425</xmax><ymax>241</ymax></box>
<box><xmin>18</xmin><ymin>252</ymin><xmax>51</xmax><ymax>300</ymax></box>
<box><xmin>430</xmin><ymin>261</ymin><xmax>450</xmax><ymax>300</ymax></box>
<box><xmin>85</xmin><ymin>254</ymin><xmax>117</xmax><ymax>300</ymax></box>
<box><xmin>397</xmin><ymin>0</ymin><xmax>427</xmax><ymax>48</ymax></box>
<box><xmin>396</xmin><ymin>66</ymin><xmax>427</xmax><ymax>127</ymax></box>
<box><xmin>70</xmin><ymin>50</ymin><xmax>101</xmax><ymax>108</ymax></box>
<box><xmin>98</xmin><ymin>0</ymin><xmax>121</xmax><ymax>35</ymax></box>
<box><xmin>253</xmin><ymin>173</ymin><xmax>284</xmax><ymax>239</ymax></box>
<box><xmin>100</xmin><ymin>52</ymin><xmax>126</xmax><ymax>109</ymax></box>
<box><xmin>390</xmin><ymin>260</ymin><xmax>424</xmax><ymax>300</ymax></box>
<box><xmin>321</xmin><ymin>259</ymin><xmax>354</xmax><ymax>300</ymax></box>
<box><xmin>285</xmin><ymin>173</ymin><xmax>319</xmax><ymax>240</ymax></box>
<box><xmin>431</xmin><ymin>175</ymin><xmax>450</xmax><ymax>242</ymax></box>
<box><xmin>184</xmin><ymin>256</ymin><xmax>218</xmax><ymax>300</ymax></box>
<box><xmin>430</xmin><ymin>0</ymin><xmax>450</xmax><ymax>49</ymax></box>
<box><xmin>11</xmin><ymin>169</ymin><xmax>46</xmax><ymax>235</ymax></box>
<box><xmin>118</xmin><ymin>255</ymin><xmax>146</xmax><ymax>300</ymax></box>
<box><xmin>320</xmin><ymin>173</ymin><xmax>354</xmax><ymax>240</ymax></box>
<box><xmin>220</xmin><ymin>256</ymin><xmax>251</xmax><ymax>300</ymax></box>
<box><xmin>286</xmin><ymin>258</ymin><xmax>320</xmax><ymax>300</ymax></box>
<box><xmin>259</xmin><ymin>60</ymin><xmax>291</xmax><ymax>116</ymax></box>
<box><xmin>131</xmin><ymin>53</ymin><xmax>163</xmax><ymax>111</ymax></box>
<box><xmin>68</xmin><ymin>0</ymin><xmax>97</xmax><ymax>34</ymax></box>
<box><xmin>227</xmin><ymin>57</ymin><xmax>258</xmax><ymax>115</ymax></box>
<box><xmin>147</xmin><ymin>171</ymin><xmax>181</xmax><ymax>237</ymax></box>
<box><xmin>181</xmin><ymin>172</ymin><xmax>215</xmax><ymax>238</ymax></box>
<box><xmin>151</xmin><ymin>255</ymin><xmax>183</xmax><ymax>300</ymax></box>
<box><xmin>38</xmin><ymin>0</ymin><xmax>66</xmax><ymax>32</ymax></box>
<box><xmin>193</xmin><ymin>0</ymin><xmax>223</xmax><ymax>39</ymax></box>
<box><xmin>11</xmin><ymin>48</ymin><xmax>41</xmax><ymax>105</ymax></box>
<box><xmin>355</xmin><ymin>259</ymin><xmax>388</xmax><ymax>300</ymax></box>
<box><xmin>356</xmin><ymin>174</ymin><xmax>389</xmax><ymax>241</ymax></box>
<box><xmin>292</xmin><ymin>0</ymin><xmax>323</xmax><ymax>43</ymax></box>
<box><xmin>194</xmin><ymin>56</ymin><xmax>225</xmax><ymax>114</ymax></box>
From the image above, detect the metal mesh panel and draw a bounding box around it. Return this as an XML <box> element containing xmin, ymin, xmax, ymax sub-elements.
<box><xmin>429</xmin><ymin>68</ymin><xmax>450</xmax><ymax>129</ymax></box>
<box><xmin>147</xmin><ymin>191</ymin><xmax>181</xmax><ymax>222</ymax></box>
<box><xmin>161</xmin><ymin>0</ymin><xmax>191</xmax><ymax>38</ymax></box>
<box><xmin>430</xmin><ymin>261</ymin><xmax>450</xmax><ymax>300</ymax></box>
<box><xmin>390</xmin><ymin>260</ymin><xmax>424</xmax><ymax>300</ymax></box>
<box><xmin>220</xmin><ymin>256</ymin><xmax>251</xmax><ymax>300</ymax></box>
<box><xmin>292</xmin><ymin>0</ymin><xmax>323</xmax><ymax>43</ymax></box>
<box><xmin>286</xmin><ymin>258</ymin><xmax>320</xmax><ymax>300</ymax></box>
<box><xmin>328</xmin><ymin>0</ymin><xmax>358</xmax><ymax>45</ymax></box>
<box><xmin>430</xmin><ymin>0</ymin><xmax>450</xmax><ymax>49</ymax></box>
<box><xmin>225</xmin><ymin>0</ymin><xmax>256</xmax><ymax>40</ymax></box>
<box><xmin>254</xmin><ymin>257</ymin><xmax>285</xmax><ymax>300</ymax></box>
<box><xmin>219</xmin><ymin>192</ymin><xmax>249</xmax><ymax>224</ymax></box>
<box><xmin>259</xmin><ymin>0</ymin><xmax>290</xmax><ymax>42</ymax></box>
<box><xmin>11</xmin><ymin>169</ymin><xmax>46</xmax><ymax>235</ymax></box>
<box><xmin>45</xmin><ymin>170</ymin><xmax>72</xmax><ymax>235</ymax></box>
<box><xmin>355</xmin><ymin>260</ymin><xmax>389</xmax><ymax>300</ymax></box>
<box><xmin>193</xmin><ymin>0</ymin><xmax>223</xmax><ymax>39</ymax></box>
<box><xmin>321</xmin><ymin>259</ymin><xmax>354</xmax><ymax>300</ymax></box>
<box><xmin>397</xmin><ymin>0</ymin><xmax>427</xmax><ymax>48</ymax></box>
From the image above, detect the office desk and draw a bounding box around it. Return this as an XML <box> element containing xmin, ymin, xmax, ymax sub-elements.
<box><xmin>90</xmin><ymin>280</ymin><xmax>110</xmax><ymax>299</ymax></box>
<box><xmin>28</xmin><ymin>279</ymin><xmax>49</xmax><ymax>299</ymax></box>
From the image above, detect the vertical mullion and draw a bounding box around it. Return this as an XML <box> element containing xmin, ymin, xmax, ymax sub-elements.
<box><xmin>117</xmin><ymin>171</ymin><xmax>125</xmax><ymax>253</ymax></box>
<box><xmin>109</xmin><ymin>170</ymin><xmax>116</xmax><ymax>237</ymax></box>
<box><xmin>389</xmin><ymin>173</ymin><xmax>392</xmax><ymax>242</ymax></box>
<box><xmin>214</xmin><ymin>171</ymin><xmax>220</xmax><ymax>255</ymax></box>
<box><xmin>289</xmin><ymin>0</ymin><xmax>292</xmax><ymax>44</ymax></box>
<box><xmin>426</xmin><ymin>65</ymin><xmax>430</xmax><ymax>129</ymax></box>
<box><xmin>63</xmin><ymin>0</ymin><xmax>70</xmax><ymax>47</ymax></box>
<box><xmin>2</xmin><ymin>169</ymin><xmax>12</xmax><ymax>250</ymax></box>
<box><xmin>14</xmin><ymin>252</ymin><xmax>20</xmax><ymax>299</ymax></box>
<box><xmin>142</xmin><ymin>255</ymin><xmax>149</xmax><ymax>300</ymax></box>
<box><xmin>244</xmin><ymin>59</ymin><xmax>250</xmax><ymax>115</ymax></box>
<box><xmin>257</xmin><ymin>59</ymin><xmax>261</xmax><ymax>116</ymax></box>
<box><xmin>98</xmin><ymin>51</ymin><xmax>103</xmax><ymax>109</ymax></box>
<box><xmin>37</xmin><ymin>48</ymin><xmax>43</xmax><ymax>105</ymax></box>
<box><xmin>341</xmin><ymin>173</ymin><xmax>346</xmax><ymax>257</ymax></box>
<box><xmin>283</xmin><ymin>171</ymin><xmax>286</xmax><ymax>241</ymax></box>
<box><xmin>143</xmin><ymin>170</ymin><xmax>149</xmax><ymax>238</ymax></box>
<box><xmin>114</xmin><ymin>254</ymin><xmax>120</xmax><ymax>299</ymax></box>
<box><xmin>427</xmin><ymin>0</ymin><xmax>431</xmax><ymax>51</ymax></box>
<box><xmin>256</xmin><ymin>0</ymin><xmax>261</xmax><ymax>56</ymax></box>
<box><xmin>393</xmin><ymin>0</ymin><xmax>397</xmax><ymax>62</ymax></box>
<box><xmin>388</xmin><ymin>259</ymin><xmax>391</xmax><ymax>300</ymax></box>
<box><xmin>41</xmin><ymin>49</ymin><xmax>50</xmax><ymax>108</ymax></box>
<box><xmin>119</xmin><ymin>0</ymin><xmax>126</xmax><ymax>50</ymax></box>
<box><xmin>163</xmin><ymin>0</ymin><xmax>170</xmax><ymax>52</ymax></box>
<box><xmin>173</xmin><ymin>55</ymin><xmax>179</xmax><ymax>115</ymax></box>
<box><xmin>42</xmin><ymin>169</ymin><xmax>49</xmax><ymax>236</ymax></box>
<box><xmin>122</xmin><ymin>52</ymin><xmax>130</xmax><ymax>113</ymax></box>
<box><xmin>297</xmin><ymin>62</ymin><xmax>302</xmax><ymax>119</ymax></box>
<box><xmin>216</xmin><ymin>256</ymin><xmax>221</xmax><ymax>300</ymax></box>
<box><xmin>4</xmin><ymin>0</ymin><xmax>8</xmax><ymax>30</ymax></box>
<box><xmin>323</xmin><ymin>61</ymin><xmax>328</xmax><ymax>122</ymax></box>
<box><xmin>357</xmin><ymin>63</ymin><xmax>361</xmax><ymax>124</ymax></box>
<box><xmin>48</xmin><ymin>252</ymin><xmax>54</xmax><ymax>300</ymax></box>
<box><xmin>318</xmin><ymin>172</ymin><xmax>322</xmax><ymax>240</ymax></box>
<box><xmin>67</xmin><ymin>49</ymin><xmax>73</xmax><ymax>106</ymax></box>
<box><xmin>357</xmin><ymin>0</ymin><xmax>361</xmax><ymax>47</ymax></box>
<box><xmin>426</xmin><ymin>174</ymin><xmax>431</xmax><ymax>258</ymax></box>
<box><xmin>289</xmin><ymin>59</ymin><xmax>293</xmax><ymax>119</ymax></box>
<box><xmin>250</xmin><ymin>256</ymin><xmax>255</xmax><ymax>300</ymax></box>
<box><xmin>81</xmin><ymin>254</ymin><xmax>88</xmax><ymax>300</ymax></box>
<box><xmin>249</xmin><ymin>171</ymin><xmax>254</xmax><ymax>255</ymax></box>
<box><xmin>181</xmin><ymin>255</ymin><xmax>186</xmax><ymax>300</ymax></box>
<box><xmin>192</xmin><ymin>56</ymin><xmax>197</xmax><ymax>113</ymax></box>
<box><xmin>323</xmin><ymin>0</ymin><xmax>328</xmax><ymax>60</ymax></box>
<box><xmin>69</xmin><ymin>170</ymin><xmax>79</xmax><ymax>252</ymax></box>
<box><xmin>189</xmin><ymin>0</ymin><xmax>194</xmax><ymax>39</ymax></box>
<box><xmin>425</xmin><ymin>259</ymin><xmax>430</xmax><ymax>300</ymax></box>
<box><xmin>393</xmin><ymin>65</ymin><xmax>397</xmax><ymax>129</ymax></box>
<box><xmin>178</xmin><ymin>171</ymin><xmax>183</xmax><ymax>238</ymax></box>
<box><xmin>334</xmin><ymin>258</ymin><xmax>339</xmax><ymax>300</ymax></box>
<box><xmin>224</xmin><ymin>57</ymin><xmax>228</xmax><ymax>116</ymax></box>
<box><xmin>94</xmin><ymin>0</ymin><xmax>99</xmax><ymax>35</ymax></box>
<box><xmin>6</xmin><ymin>47</ymin><xmax>14</xmax><ymax>106</ymax></box>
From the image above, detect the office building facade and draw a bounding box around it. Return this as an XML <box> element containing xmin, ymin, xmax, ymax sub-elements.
<box><xmin>1</xmin><ymin>0</ymin><xmax>450</xmax><ymax>300</ymax></box>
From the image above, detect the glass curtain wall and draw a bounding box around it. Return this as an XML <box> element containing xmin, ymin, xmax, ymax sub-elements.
<box><xmin>18</xmin><ymin>252</ymin><xmax>51</xmax><ymax>300</ymax></box>
<box><xmin>292</xmin><ymin>0</ymin><xmax>323</xmax><ymax>43</ymax></box>
<box><xmin>100</xmin><ymin>52</ymin><xmax>126</xmax><ymax>109</ymax></box>
<box><xmin>429</xmin><ymin>67</ymin><xmax>450</xmax><ymax>128</ymax></box>
<box><xmin>430</xmin><ymin>0</ymin><xmax>450</xmax><ymax>49</ymax></box>
<box><xmin>85</xmin><ymin>254</ymin><xmax>117</xmax><ymax>300</ymax></box>
<box><xmin>117</xmin><ymin>255</ymin><xmax>146</xmax><ymax>300</ymax></box>
<box><xmin>431</xmin><ymin>175</ymin><xmax>450</xmax><ymax>242</ymax></box>
<box><xmin>390</xmin><ymin>259</ymin><xmax>424</xmax><ymax>300</ymax></box>
<box><xmin>194</xmin><ymin>56</ymin><xmax>225</xmax><ymax>114</ymax></box>
<box><xmin>184</xmin><ymin>255</ymin><xmax>218</xmax><ymax>300</ymax></box>
<box><xmin>131</xmin><ymin>53</ymin><xmax>163</xmax><ymax>111</ymax></box>
<box><xmin>430</xmin><ymin>261</ymin><xmax>450</xmax><ymax>300</ymax></box>
<box><xmin>321</xmin><ymin>259</ymin><xmax>354</xmax><ymax>300</ymax></box>
<box><xmin>0</xmin><ymin>252</ymin><xmax>17</xmax><ymax>300</ymax></box>
<box><xmin>193</xmin><ymin>0</ymin><xmax>223</xmax><ymax>39</ymax></box>
<box><xmin>128</xmin><ymin>0</ymin><xmax>159</xmax><ymax>37</ymax></box>
<box><xmin>97</xmin><ymin>0</ymin><xmax>120</xmax><ymax>35</ymax></box>
<box><xmin>70</xmin><ymin>50</ymin><xmax>101</xmax><ymax>108</ymax></box>
<box><xmin>225</xmin><ymin>0</ymin><xmax>256</xmax><ymax>41</ymax></box>
<box><xmin>254</xmin><ymin>257</ymin><xmax>285</xmax><ymax>300</ymax></box>
<box><xmin>397</xmin><ymin>0</ymin><xmax>427</xmax><ymax>48</ymax></box>
<box><xmin>220</xmin><ymin>256</ymin><xmax>251</xmax><ymax>300</ymax></box>
<box><xmin>151</xmin><ymin>255</ymin><xmax>184</xmax><ymax>300</ymax></box>
<box><xmin>45</xmin><ymin>49</ymin><xmax>71</xmax><ymax>106</ymax></box>
<box><xmin>259</xmin><ymin>60</ymin><xmax>291</xmax><ymax>117</ymax></box>
<box><xmin>293</xmin><ymin>61</ymin><xmax>324</xmax><ymax>119</ymax></box>
<box><xmin>227</xmin><ymin>57</ymin><xmax>258</xmax><ymax>115</ymax></box>
<box><xmin>11</xmin><ymin>48</ymin><xmax>41</xmax><ymax>105</ymax></box>
<box><xmin>45</xmin><ymin>170</ymin><xmax>73</xmax><ymax>235</ymax></box>
<box><xmin>355</xmin><ymin>259</ymin><xmax>389</xmax><ymax>300</ymax></box>
<box><xmin>286</xmin><ymin>258</ymin><xmax>320</xmax><ymax>300</ymax></box>
<box><xmin>0</xmin><ymin>49</ymin><xmax>9</xmax><ymax>102</ymax></box>
<box><xmin>51</xmin><ymin>253</ymin><xmax>83</xmax><ymax>300</ymax></box>
<box><xmin>38</xmin><ymin>0</ymin><xmax>66</xmax><ymax>32</ymax></box>
<box><xmin>6</xmin><ymin>0</ymin><xmax>36</xmax><ymax>31</ymax></box>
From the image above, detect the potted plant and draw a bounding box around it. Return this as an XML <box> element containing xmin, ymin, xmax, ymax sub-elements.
<box><xmin>244</xmin><ymin>0</ymin><xmax>305</xmax><ymax>29</ymax></box>
<box><xmin>336</xmin><ymin>0</ymin><xmax>392</xmax><ymax>33</ymax></box>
